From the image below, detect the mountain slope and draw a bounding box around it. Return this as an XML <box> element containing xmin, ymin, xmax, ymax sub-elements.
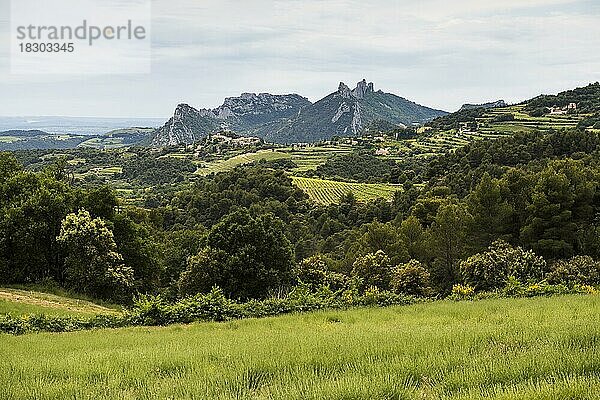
<box><xmin>151</xmin><ymin>104</ymin><xmax>222</xmax><ymax>146</ymax></box>
<box><xmin>216</xmin><ymin>93</ymin><xmax>311</xmax><ymax>129</ymax></box>
<box><xmin>459</xmin><ymin>100</ymin><xmax>508</xmax><ymax>111</ymax></box>
<box><xmin>263</xmin><ymin>80</ymin><xmax>447</xmax><ymax>143</ymax></box>
<box><xmin>151</xmin><ymin>80</ymin><xmax>447</xmax><ymax>146</ymax></box>
<box><xmin>151</xmin><ymin>94</ymin><xmax>311</xmax><ymax>146</ymax></box>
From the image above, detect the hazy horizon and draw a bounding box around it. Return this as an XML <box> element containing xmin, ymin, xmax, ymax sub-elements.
<box><xmin>0</xmin><ymin>0</ymin><xmax>599</xmax><ymax>118</ymax></box>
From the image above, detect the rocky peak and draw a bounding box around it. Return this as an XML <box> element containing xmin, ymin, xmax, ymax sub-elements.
<box><xmin>216</xmin><ymin>93</ymin><xmax>311</xmax><ymax>119</ymax></box>
<box><xmin>337</xmin><ymin>79</ymin><xmax>375</xmax><ymax>99</ymax></box>
<box><xmin>338</xmin><ymin>82</ymin><xmax>353</xmax><ymax>98</ymax></box>
<box><xmin>352</xmin><ymin>79</ymin><xmax>374</xmax><ymax>99</ymax></box>
<box><xmin>459</xmin><ymin>99</ymin><xmax>508</xmax><ymax>111</ymax></box>
<box><xmin>240</xmin><ymin>93</ymin><xmax>258</xmax><ymax>101</ymax></box>
<box><xmin>174</xmin><ymin>103</ymin><xmax>196</xmax><ymax>116</ymax></box>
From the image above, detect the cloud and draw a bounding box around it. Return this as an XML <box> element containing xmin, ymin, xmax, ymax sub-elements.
<box><xmin>0</xmin><ymin>0</ymin><xmax>598</xmax><ymax>116</ymax></box>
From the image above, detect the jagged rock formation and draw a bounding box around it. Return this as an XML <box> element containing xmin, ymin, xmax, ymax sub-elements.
<box><xmin>262</xmin><ymin>79</ymin><xmax>447</xmax><ymax>143</ymax></box>
<box><xmin>215</xmin><ymin>93</ymin><xmax>311</xmax><ymax>128</ymax></box>
<box><xmin>151</xmin><ymin>94</ymin><xmax>311</xmax><ymax>146</ymax></box>
<box><xmin>151</xmin><ymin>79</ymin><xmax>447</xmax><ymax>145</ymax></box>
<box><xmin>459</xmin><ymin>100</ymin><xmax>508</xmax><ymax>111</ymax></box>
<box><xmin>151</xmin><ymin>104</ymin><xmax>222</xmax><ymax>146</ymax></box>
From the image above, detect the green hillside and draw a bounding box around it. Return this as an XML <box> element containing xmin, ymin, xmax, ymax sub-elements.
<box><xmin>0</xmin><ymin>288</ymin><xmax>120</xmax><ymax>316</ymax></box>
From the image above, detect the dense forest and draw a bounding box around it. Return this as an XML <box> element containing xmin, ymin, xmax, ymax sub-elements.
<box><xmin>1</xmin><ymin>126</ymin><xmax>600</xmax><ymax>304</ymax></box>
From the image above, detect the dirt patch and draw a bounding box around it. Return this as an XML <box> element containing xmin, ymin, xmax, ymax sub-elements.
<box><xmin>0</xmin><ymin>289</ymin><xmax>118</xmax><ymax>314</ymax></box>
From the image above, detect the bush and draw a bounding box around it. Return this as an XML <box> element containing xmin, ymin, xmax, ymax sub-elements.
<box><xmin>351</xmin><ymin>250</ymin><xmax>394</xmax><ymax>291</ymax></box>
<box><xmin>449</xmin><ymin>284</ymin><xmax>475</xmax><ymax>300</ymax></box>
<box><xmin>2</xmin><ymin>279</ymin><xmax>595</xmax><ymax>335</ymax></box>
<box><xmin>547</xmin><ymin>256</ymin><xmax>600</xmax><ymax>286</ymax></box>
<box><xmin>492</xmin><ymin>114</ymin><xmax>515</xmax><ymax>122</ymax></box>
<box><xmin>530</xmin><ymin>107</ymin><xmax>549</xmax><ymax>117</ymax></box>
<box><xmin>294</xmin><ymin>255</ymin><xmax>349</xmax><ymax>291</ymax></box>
<box><xmin>460</xmin><ymin>240</ymin><xmax>547</xmax><ymax>291</ymax></box>
<box><xmin>390</xmin><ymin>260</ymin><xmax>431</xmax><ymax>297</ymax></box>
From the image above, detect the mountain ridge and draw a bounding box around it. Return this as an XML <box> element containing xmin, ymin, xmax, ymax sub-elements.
<box><xmin>151</xmin><ymin>80</ymin><xmax>448</xmax><ymax>146</ymax></box>
<box><xmin>151</xmin><ymin>93</ymin><xmax>311</xmax><ymax>146</ymax></box>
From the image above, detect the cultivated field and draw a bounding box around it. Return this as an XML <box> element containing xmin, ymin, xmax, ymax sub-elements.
<box><xmin>196</xmin><ymin>150</ymin><xmax>291</xmax><ymax>175</ymax></box>
<box><xmin>292</xmin><ymin>176</ymin><xmax>401</xmax><ymax>204</ymax></box>
<box><xmin>1</xmin><ymin>295</ymin><xmax>598</xmax><ymax>399</ymax></box>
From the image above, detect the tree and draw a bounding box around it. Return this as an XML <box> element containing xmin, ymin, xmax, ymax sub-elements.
<box><xmin>57</xmin><ymin>210</ymin><xmax>133</xmax><ymax>300</ymax></box>
<box><xmin>0</xmin><ymin>152</ymin><xmax>22</xmax><ymax>181</ymax></box>
<box><xmin>294</xmin><ymin>254</ymin><xmax>348</xmax><ymax>291</ymax></box>
<box><xmin>180</xmin><ymin>210</ymin><xmax>295</xmax><ymax>299</ymax></box>
<box><xmin>399</xmin><ymin>215</ymin><xmax>428</xmax><ymax>261</ymax></box>
<box><xmin>179</xmin><ymin>247</ymin><xmax>227</xmax><ymax>296</ymax></box>
<box><xmin>0</xmin><ymin>170</ymin><xmax>77</xmax><ymax>284</ymax></box>
<box><xmin>111</xmin><ymin>213</ymin><xmax>163</xmax><ymax>294</ymax></box>
<box><xmin>82</xmin><ymin>186</ymin><xmax>118</xmax><ymax>221</ymax></box>
<box><xmin>351</xmin><ymin>250</ymin><xmax>393</xmax><ymax>291</ymax></box>
<box><xmin>161</xmin><ymin>229</ymin><xmax>205</xmax><ymax>289</ymax></box>
<box><xmin>391</xmin><ymin>260</ymin><xmax>431</xmax><ymax>297</ymax></box>
<box><xmin>520</xmin><ymin>160</ymin><xmax>594</xmax><ymax>259</ymax></box>
<box><xmin>357</xmin><ymin>221</ymin><xmax>409</xmax><ymax>266</ymax></box>
<box><xmin>467</xmin><ymin>173</ymin><xmax>513</xmax><ymax>249</ymax></box>
<box><xmin>427</xmin><ymin>203</ymin><xmax>473</xmax><ymax>293</ymax></box>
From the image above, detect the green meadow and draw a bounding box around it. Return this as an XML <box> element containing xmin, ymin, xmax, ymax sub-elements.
<box><xmin>0</xmin><ymin>288</ymin><xmax>120</xmax><ymax>317</ymax></box>
<box><xmin>2</xmin><ymin>295</ymin><xmax>599</xmax><ymax>399</ymax></box>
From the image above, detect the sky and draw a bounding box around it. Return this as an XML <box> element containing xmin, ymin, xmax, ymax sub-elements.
<box><xmin>0</xmin><ymin>0</ymin><xmax>599</xmax><ymax>118</ymax></box>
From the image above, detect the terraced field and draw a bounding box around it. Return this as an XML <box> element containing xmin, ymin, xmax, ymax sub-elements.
<box><xmin>292</xmin><ymin>176</ymin><xmax>400</xmax><ymax>204</ymax></box>
<box><xmin>196</xmin><ymin>150</ymin><xmax>291</xmax><ymax>175</ymax></box>
<box><xmin>410</xmin><ymin>104</ymin><xmax>584</xmax><ymax>156</ymax></box>
<box><xmin>279</xmin><ymin>144</ymin><xmax>353</xmax><ymax>173</ymax></box>
<box><xmin>0</xmin><ymin>136</ymin><xmax>20</xmax><ymax>143</ymax></box>
<box><xmin>479</xmin><ymin>104</ymin><xmax>581</xmax><ymax>132</ymax></box>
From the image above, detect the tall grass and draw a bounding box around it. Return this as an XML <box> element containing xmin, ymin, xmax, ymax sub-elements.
<box><xmin>1</xmin><ymin>295</ymin><xmax>599</xmax><ymax>399</ymax></box>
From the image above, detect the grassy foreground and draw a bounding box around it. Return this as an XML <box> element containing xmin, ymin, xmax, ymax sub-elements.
<box><xmin>1</xmin><ymin>295</ymin><xmax>599</xmax><ymax>399</ymax></box>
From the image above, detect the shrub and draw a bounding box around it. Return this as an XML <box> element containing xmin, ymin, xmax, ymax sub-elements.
<box><xmin>547</xmin><ymin>256</ymin><xmax>600</xmax><ymax>286</ymax></box>
<box><xmin>450</xmin><ymin>284</ymin><xmax>475</xmax><ymax>300</ymax></box>
<box><xmin>492</xmin><ymin>114</ymin><xmax>515</xmax><ymax>122</ymax></box>
<box><xmin>391</xmin><ymin>260</ymin><xmax>431</xmax><ymax>297</ymax></box>
<box><xmin>351</xmin><ymin>250</ymin><xmax>394</xmax><ymax>291</ymax></box>
<box><xmin>530</xmin><ymin>107</ymin><xmax>549</xmax><ymax>117</ymax></box>
<box><xmin>294</xmin><ymin>255</ymin><xmax>349</xmax><ymax>291</ymax></box>
<box><xmin>460</xmin><ymin>240</ymin><xmax>546</xmax><ymax>291</ymax></box>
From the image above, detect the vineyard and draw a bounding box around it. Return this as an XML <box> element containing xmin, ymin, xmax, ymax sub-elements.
<box><xmin>292</xmin><ymin>176</ymin><xmax>401</xmax><ymax>205</ymax></box>
<box><xmin>405</xmin><ymin>104</ymin><xmax>584</xmax><ymax>156</ymax></box>
<box><xmin>196</xmin><ymin>150</ymin><xmax>291</xmax><ymax>175</ymax></box>
<box><xmin>282</xmin><ymin>144</ymin><xmax>353</xmax><ymax>172</ymax></box>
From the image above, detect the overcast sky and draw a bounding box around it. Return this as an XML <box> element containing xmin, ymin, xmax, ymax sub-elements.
<box><xmin>0</xmin><ymin>0</ymin><xmax>599</xmax><ymax>117</ymax></box>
